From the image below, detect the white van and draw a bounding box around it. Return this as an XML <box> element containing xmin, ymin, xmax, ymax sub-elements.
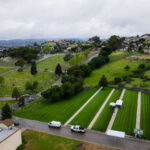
<box><xmin>48</xmin><ymin>121</ymin><xmax>61</xmax><ymax>128</ymax></box>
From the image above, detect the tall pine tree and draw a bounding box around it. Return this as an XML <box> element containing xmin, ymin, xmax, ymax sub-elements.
<box><xmin>31</xmin><ymin>62</ymin><xmax>37</xmax><ymax>75</ymax></box>
<box><xmin>55</xmin><ymin>64</ymin><xmax>62</xmax><ymax>76</ymax></box>
<box><xmin>2</xmin><ymin>103</ymin><xmax>12</xmax><ymax>120</ymax></box>
<box><xmin>99</xmin><ymin>75</ymin><xmax>108</xmax><ymax>87</ymax></box>
<box><xmin>12</xmin><ymin>87</ymin><xmax>20</xmax><ymax>100</ymax></box>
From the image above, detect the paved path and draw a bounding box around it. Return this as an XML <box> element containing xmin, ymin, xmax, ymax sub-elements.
<box><xmin>106</xmin><ymin>89</ymin><xmax>126</xmax><ymax>132</ymax></box>
<box><xmin>88</xmin><ymin>88</ymin><xmax>115</xmax><ymax>129</ymax></box>
<box><xmin>136</xmin><ymin>92</ymin><xmax>141</xmax><ymax>129</ymax></box>
<box><xmin>82</xmin><ymin>53</ymin><xmax>98</xmax><ymax>64</ymax></box>
<box><xmin>0</xmin><ymin>97</ymin><xmax>15</xmax><ymax>101</ymax></box>
<box><xmin>64</xmin><ymin>87</ymin><xmax>103</xmax><ymax>126</ymax></box>
<box><xmin>0</xmin><ymin>67</ymin><xmax>18</xmax><ymax>76</ymax></box>
<box><xmin>0</xmin><ymin>67</ymin><xmax>15</xmax><ymax>68</ymax></box>
<box><xmin>15</xmin><ymin>117</ymin><xmax>150</xmax><ymax>150</ymax></box>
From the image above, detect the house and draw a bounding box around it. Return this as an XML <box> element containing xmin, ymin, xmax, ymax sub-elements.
<box><xmin>0</xmin><ymin>119</ymin><xmax>22</xmax><ymax>150</ymax></box>
<box><xmin>110</xmin><ymin>99</ymin><xmax>123</xmax><ymax>108</ymax></box>
<box><xmin>143</xmin><ymin>48</ymin><xmax>150</xmax><ymax>54</ymax></box>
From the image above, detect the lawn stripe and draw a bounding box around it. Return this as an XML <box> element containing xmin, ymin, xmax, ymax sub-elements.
<box><xmin>136</xmin><ymin>91</ymin><xmax>141</xmax><ymax>129</ymax></box>
<box><xmin>140</xmin><ymin>93</ymin><xmax>150</xmax><ymax>139</ymax></box>
<box><xmin>64</xmin><ymin>87</ymin><xmax>103</xmax><ymax>126</ymax></box>
<box><xmin>70</xmin><ymin>88</ymin><xmax>112</xmax><ymax>127</ymax></box>
<box><xmin>88</xmin><ymin>88</ymin><xmax>115</xmax><ymax>129</ymax></box>
<box><xmin>106</xmin><ymin>89</ymin><xmax>126</xmax><ymax>132</ymax></box>
<box><xmin>92</xmin><ymin>89</ymin><xmax>121</xmax><ymax>132</ymax></box>
<box><xmin>112</xmin><ymin>90</ymin><xmax>138</xmax><ymax>135</ymax></box>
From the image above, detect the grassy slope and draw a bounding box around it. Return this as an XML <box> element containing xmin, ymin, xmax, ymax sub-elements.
<box><xmin>15</xmin><ymin>88</ymin><xmax>98</xmax><ymax>124</ymax></box>
<box><xmin>0</xmin><ymin>69</ymin><xmax>56</xmax><ymax>97</ymax></box>
<box><xmin>109</xmin><ymin>51</ymin><xmax>131</xmax><ymax>62</ymax></box>
<box><xmin>37</xmin><ymin>55</ymin><xmax>65</xmax><ymax>70</ymax></box>
<box><xmin>141</xmin><ymin>93</ymin><xmax>150</xmax><ymax>139</ymax></box>
<box><xmin>23</xmin><ymin>130</ymin><xmax>80</xmax><ymax>150</ymax></box>
<box><xmin>112</xmin><ymin>90</ymin><xmax>138</xmax><ymax>135</ymax></box>
<box><xmin>0</xmin><ymin>100</ymin><xmax>17</xmax><ymax>109</ymax></box>
<box><xmin>84</xmin><ymin>59</ymin><xmax>143</xmax><ymax>87</ymax></box>
<box><xmin>70</xmin><ymin>88</ymin><xmax>112</xmax><ymax>127</ymax></box>
<box><xmin>0</xmin><ymin>68</ymin><xmax>14</xmax><ymax>74</ymax></box>
<box><xmin>92</xmin><ymin>89</ymin><xmax>121</xmax><ymax>131</ymax></box>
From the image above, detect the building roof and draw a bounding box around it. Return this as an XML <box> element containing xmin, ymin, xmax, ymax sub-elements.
<box><xmin>0</xmin><ymin>127</ymin><xmax>18</xmax><ymax>143</ymax></box>
<box><xmin>2</xmin><ymin>119</ymin><xmax>14</xmax><ymax>127</ymax></box>
<box><xmin>106</xmin><ymin>130</ymin><xmax>125</xmax><ymax>138</ymax></box>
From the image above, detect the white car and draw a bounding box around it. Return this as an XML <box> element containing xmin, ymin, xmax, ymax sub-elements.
<box><xmin>70</xmin><ymin>125</ymin><xmax>86</xmax><ymax>133</ymax></box>
<box><xmin>48</xmin><ymin>121</ymin><xmax>61</xmax><ymax>128</ymax></box>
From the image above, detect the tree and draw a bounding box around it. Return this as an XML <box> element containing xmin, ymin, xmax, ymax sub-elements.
<box><xmin>139</xmin><ymin>64</ymin><xmax>145</xmax><ymax>70</ymax></box>
<box><xmin>89</xmin><ymin>36</ymin><xmax>101</xmax><ymax>44</ymax></box>
<box><xmin>18</xmin><ymin>97</ymin><xmax>25</xmax><ymax>106</ymax></box>
<box><xmin>2</xmin><ymin>103</ymin><xmax>12</xmax><ymax>120</ymax></box>
<box><xmin>124</xmin><ymin>65</ymin><xmax>130</xmax><ymax>71</ymax></box>
<box><xmin>12</xmin><ymin>87</ymin><xmax>20</xmax><ymax>100</ymax></box>
<box><xmin>114</xmin><ymin>77</ymin><xmax>121</xmax><ymax>84</ymax></box>
<box><xmin>108</xmin><ymin>35</ymin><xmax>122</xmax><ymax>51</ymax></box>
<box><xmin>84</xmin><ymin>50</ymin><xmax>90</xmax><ymax>59</ymax></box>
<box><xmin>25</xmin><ymin>81</ymin><xmax>38</xmax><ymax>91</ymax></box>
<box><xmin>62</xmin><ymin>82</ymin><xmax>75</xmax><ymax>98</ymax></box>
<box><xmin>15</xmin><ymin>59</ymin><xmax>26</xmax><ymax>68</ymax></box>
<box><xmin>55</xmin><ymin>64</ymin><xmax>62</xmax><ymax>76</ymax></box>
<box><xmin>64</xmin><ymin>53</ymin><xmax>73</xmax><ymax>62</ymax></box>
<box><xmin>99</xmin><ymin>75</ymin><xmax>108</xmax><ymax>87</ymax></box>
<box><xmin>31</xmin><ymin>62</ymin><xmax>37</xmax><ymax>75</ymax></box>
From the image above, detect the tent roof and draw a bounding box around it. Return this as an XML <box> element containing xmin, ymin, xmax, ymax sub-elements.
<box><xmin>106</xmin><ymin>130</ymin><xmax>125</xmax><ymax>138</ymax></box>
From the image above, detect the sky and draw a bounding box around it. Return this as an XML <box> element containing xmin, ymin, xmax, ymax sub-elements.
<box><xmin>0</xmin><ymin>0</ymin><xmax>150</xmax><ymax>40</ymax></box>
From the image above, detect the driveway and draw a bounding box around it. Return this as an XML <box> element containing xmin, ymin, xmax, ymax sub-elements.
<box><xmin>16</xmin><ymin>117</ymin><xmax>150</xmax><ymax>150</ymax></box>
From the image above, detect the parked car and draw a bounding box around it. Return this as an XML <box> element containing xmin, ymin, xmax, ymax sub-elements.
<box><xmin>13</xmin><ymin>119</ymin><xmax>19</xmax><ymax>126</ymax></box>
<box><xmin>70</xmin><ymin>125</ymin><xmax>86</xmax><ymax>133</ymax></box>
<box><xmin>23</xmin><ymin>94</ymin><xmax>30</xmax><ymax>97</ymax></box>
<box><xmin>48</xmin><ymin>121</ymin><xmax>61</xmax><ymax>128</ymax></box>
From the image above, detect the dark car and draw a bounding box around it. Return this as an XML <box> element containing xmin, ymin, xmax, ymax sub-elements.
<box><xmin>13</xmin><ymin>119</ymin><xmax>19</xmax><ymax>126</ymax></box>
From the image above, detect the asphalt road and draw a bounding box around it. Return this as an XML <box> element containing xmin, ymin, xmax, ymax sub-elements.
<box><xmin>16</xmin><ymin>117</ymin><xmax>150</xmax><ymax>150</ymax></box>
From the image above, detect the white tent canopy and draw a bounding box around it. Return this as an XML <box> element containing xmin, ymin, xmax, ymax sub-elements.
<box><xmin>116</xmin><ymin>99</ymin><xmax>123</xmax><ymax>107</ymax></box>
<box><xmin>106</xmin><ymin>130</ymin><xmax>125</xmax><ymax>138</ymax></box>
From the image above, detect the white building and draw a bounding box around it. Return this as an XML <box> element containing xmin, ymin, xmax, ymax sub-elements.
<box><xmin>0</xmin><ymin>119</ymin><xmax>22</xmax><ymax>150</ymax></box>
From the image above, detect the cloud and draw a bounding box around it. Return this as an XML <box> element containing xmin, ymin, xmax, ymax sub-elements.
<box><xmin>0</xmin><ymin>0</ymin><xmax>150</xmax><ymax>39</ymax></box>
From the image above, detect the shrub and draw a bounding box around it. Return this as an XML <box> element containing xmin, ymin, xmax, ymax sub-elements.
<box><xmin>99</xmin><ymin>75</ymin><xmax>108</xmax><ymax>87</ymax></box>
<box><xmin>114</xmin><ymin>77</ymin><xmax>122</xmax><ymax>84</ymax></box>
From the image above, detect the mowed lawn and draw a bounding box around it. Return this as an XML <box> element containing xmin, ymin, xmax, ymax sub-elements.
<box><xmin>84</xmin><ymin>59</ymin><xmax>144</xmax><ymax>87</ymax></box>
<box><xmin>70</xmin><ymin>88</ymin><xmax>112</xmax><ymax>128</ymax></box>
<box><xmin>37</xmin><ymin>55</ymin><xmax>65</xmax><ymax>70</ymax></box>
<box><xmin>92</xmin><ymin>89</ymin><xmax>121</xmax><ymax>131</ymax></box>
<box><xmin>112</xmin><ymin>90</ymin><xmax>138</xmax><ymax>135</ymax></box>
<box><xmin>23</xmin><ymin>130</ymin><xmax>80</xmax><ymax>150</ymax></box>
<box><xmin>0</xmin><ymin>69</ymin><xmax>56</xmax><ymax>97</ymax></box>
<box><xmin>141</xmin><ymin>93</ymin><xmax>150</xmax><ymax>139</ymax></box>
<box><xmin>15</xmin><ymin>88</ymin><xmax>98</xmax><ymax>124</ymax></box>
<box><xmin>0</xmin><ymin>100</ymin><xmax>17</xmax><ymax>109</ymax></box>
<box><xmin>0</xmin><ymin>68</ymin><xmax>14</xmax><ymax>74</ymax></box>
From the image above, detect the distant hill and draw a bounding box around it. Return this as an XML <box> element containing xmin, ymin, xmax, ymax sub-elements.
<box><xmin>0</xmin><ymin>38</ymin><xmax>88</xmax><ymax>48</ymax></box>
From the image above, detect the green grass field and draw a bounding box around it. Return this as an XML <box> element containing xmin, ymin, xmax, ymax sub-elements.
<box><xmin>0</xmin><ymin>68</ymin><xmax>14</xmax><ymax>74</ymax></box>
<box><xmin>37</xmin><ymin>55</ymin><xmax>65</xmax><ymax>70</ymax></box>
<box><xmin>112</xmin><ymin>90</ymin><xmax>138</xmax><ymax>135</ymax></box>
<box><xmin>0</xmin><ymin>69</ymin><xmax>56</xmax><ymax>97</ymax></box>
<box><xmin>141</xmin><ymin>93</ymin><xmax>150</xmax><ymax>139</ymax></box>
<box><xmin>0</xmin><ymin>100</ymin><xmax>17</xmax><ymax>109</ymax></box>
<box><xmin>84</xmin><ymin>59</ymin><xmax>144</xmax><ymax>87</ymax></box>
<box><xmin>109</xmin><ymin>51</ymin><xmax>132</xmax><ymax>62</ymax></box>
<box><xmin>70</xmin><ymin>88</ymin><xmax>112</xmax><ymax>128</ymax></box>
<box><xmin>23</xmin><ymin>130</ymin><xmax>80</xmax><ymax>150</ymax></box>
<box><xmin>92</xmin><ymin>89</ymin><xmax>121</xmax><ymax>131</ymax></box>
<box><xmin>14</xmin><ymin>88</ymin><xmax>98</xmax><ymax>123</ymax></box>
